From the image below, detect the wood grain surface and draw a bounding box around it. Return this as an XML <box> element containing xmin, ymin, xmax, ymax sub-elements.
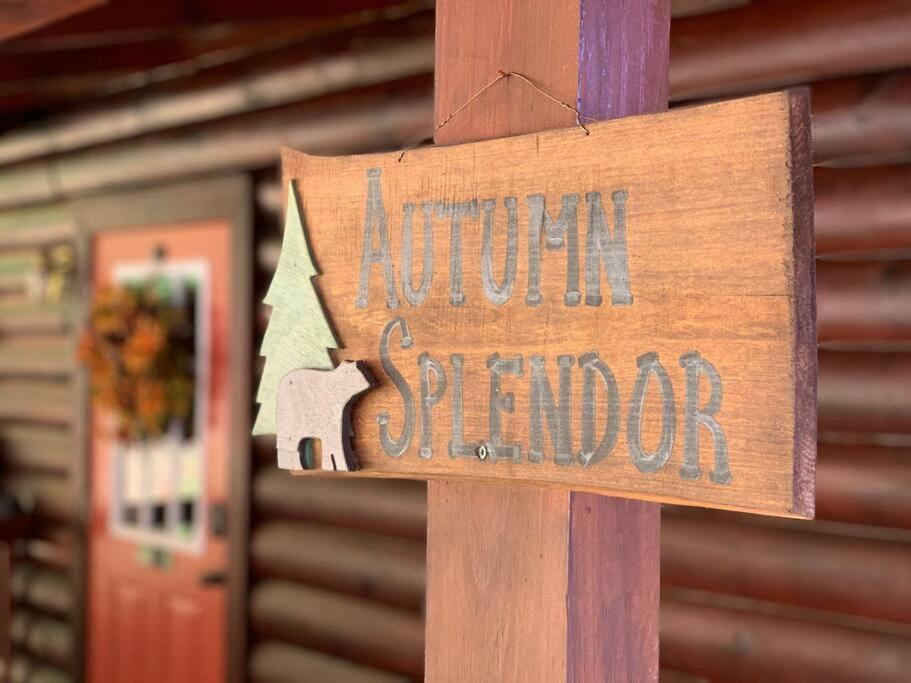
<box><xmin>282</xmin><ymin>90</ymin><xmax>815</xmax><ymax>518</ymax></box>
<box><xmin>425</xmin><ymin>4</ymin><xmax>669</xmax><ymax>681</ymax></box>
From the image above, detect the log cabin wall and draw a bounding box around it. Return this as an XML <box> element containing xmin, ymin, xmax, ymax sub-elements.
<box><xmin>0</xmin><ymin>202</ymin><xmax>81</xmax><ymax>683</ymax></box>
<box><xmin>0</xmin><ymin>6</ymin><xmax>437</xmax><ymax>682</ymax></box>
<box><xmin>0</xmin><ymin>1</ymin><xmax>909</xmax><ymax>681</ymax></box>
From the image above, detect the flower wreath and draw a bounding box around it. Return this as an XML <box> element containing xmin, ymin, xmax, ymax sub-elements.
<box><xmin>77</xmin><ymin>280</ymin><xmax>195</xmax><ymax>441</ymax></box>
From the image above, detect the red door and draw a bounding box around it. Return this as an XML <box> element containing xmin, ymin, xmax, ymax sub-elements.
<box><xmin>88</xmin><ymin>221</ymin><xmax>234</xmax><ymax>683</ymax></box>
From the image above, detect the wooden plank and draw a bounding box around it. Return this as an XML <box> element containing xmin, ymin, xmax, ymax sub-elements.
<box><xmin>22</xmin><ymin>537</ymin><xmax>71</xmax><ymax>572</ymax></box>
<box><xmin>669</xmin><ymin>0</ymin><xmax>911</xmax><ymax>101</ymax></box>
<box><xmin>0</xmin><ymin>222</ymin><xmax>73</xmax><ymax>251</ymax></box>
<box><xmin>0</xmin><ymin>0</ymin><xmax>103</xmax><ymax>42</ymax></box>
<box><xmin>671</xmin><ymin>0</ymin><xmax>747</xmax><ymax>18</ymax></box>
<box><xmin>249</xmin><ymin>641</ymin><xmax>409</xmax><ymax>683</ymax></box>
<box><xmin>0</xmin><ymin>655</ymin><xmax>70</xmax><ymax>683</ymax></box>
<box><xmin>0</xmin><ymin>92</ymin><xmax>434</xmax><ymax>211</ymax></box>
<box><xmin>251</xmin><ymin>467</ymin><xmax>426</xmax><ymax>539</ymax></box>
<box><xmin>661</xmin><ymin>511</ymin><xmax>911</xmax><ymax>623</ymax></box>
<box><xmin>661</xmin><ymin>594</ymin><xmax>911</xmax><ymax>683</ymax></box>
<box><xmin>0</xmin><ymin>380</ymin><xmax>73</xmax><ymax>425</ymax></box>
<box><xmin>249</xmin><ymin>521</ymin><xmax>425</xmax><ymax>610</ymax></box>
<box><xmin>0</xmin><ymin>308</ymin><xmax>68</xmax><ymax>336</ymax></box>
<box><xmin>281</xmin><ymin>90</ymin><xmax>815</xmax><ymax>517</ymax></box>
<box><xmin>249</xmin><ymin>580</ymin><xmax>424</xmax><ymax>678</ymax></box>
<box><xmin>0</xmin><ymin>541</ymin><xmax>10</xmax><ymax>683</ymax></box>
<box><xmin>817</xmin><ymin>261</ymin><xmax>911</xmax><ymax>342</ymax></box>
<box><xmin>812</xmin><ymin>70</ymin><xmax>911</xmax><ymax>167</ymax></box>
<box><xmin>427</xmin><ymin>483</ymin><xmax>570</xmax><ymax>679</ymax></box>
<box><xmin>816</xmin><ymin>442</ymin><xmax>911</xmax><ymax>529</ymax></box>
<box><xmin>426</xmin><ymin>2</ymin><xmax>668</xmax><ymax>682</ymax></box>
<box><xmin>0</xmin><ymin>338</ymin><xmax>72</xmax><ymax>379</ymax></box>
<box><xmin>2</xmin><ymin>474</ymin><xmax>74</xmax><ymax>523</ymax></box>
<box><xmin>0</xmin><ymin>423</ymin><xmax>76</xmax><ymax>474</ymax></box>
<box><xmin>815</xmin><ymin>166</ymin><xmax>911</xmax><ymax>255</ymax></box>
<box><xmin>0</xmin><ymin>36</ymin><xmax>435</xmax><ymax>167</ymax></box>
<box><xmin>11</xmin><ymin>564</ymin><xmax>72</xmax><ymax>616</ymax></box>
<box><xmin>10</xmin><ymin>610</ymin><xmax>72</xmax><ymax>669</ymax></box>
<box><xmin>818</xmin><ymin>351</ymin><xmax>911</xmax><ymax>434</ymax></box>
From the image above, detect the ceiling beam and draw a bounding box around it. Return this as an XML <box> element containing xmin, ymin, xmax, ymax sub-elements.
<box><xmin>0</xmin><ymin>0</ymin><xmax>104</xmax><ymax>43</ymax></box>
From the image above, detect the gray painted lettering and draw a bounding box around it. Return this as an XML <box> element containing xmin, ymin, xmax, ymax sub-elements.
<box><xmin>486</xmin><ymin>353</ymin><xmax>523</xmax><ymax>462</ymax></box>
<box><xmin>356</xmin><ymin>168</ymin><xmax>399</xmax><ymax>309</ymax></box>
<box><xmin>627</xmin><ymin>352</ymin><xmax>676</xmax><ymax>473</ymax></box>
<box><xmin>376</xmin><ymin>317</ymin><xmax>414</xmax><ymax>456</ymax></box>
<box><xmin>436</xmin><ymin>200</ymin><xmax>478</xmax><ymax>307</ymax></box>
<box><xmin>448</xmin><ymin>354</ymin><xmax>483</xmax><ymax>457</ymax></box>
<box><xmin>529</xmin><ymin>355</ymin><xmax>575</xmax><ymax>465</ymax></box>
<box><xmin>584</xmin><ymin>189</ymin><xmax>632</xmax><ymax>306</ymax></box>
<box><xmin>401</xmin><ymin>201</ymin><xmax>434</xmax><ymax>307</ymax></box>
<box><xmin>480</xmin><ymin>198</ymin><xmax>518</xmax><ymax>306</ymax></box>
<box><xmin>417</xmin><ymin>352</ymin><xmax>447</xmax><ymax>459</ymax></box>
<box><xmin>679</xmin><ymin>351</ymin><xmax>732</xmax><ymax>484</ymax></box>
<box><xmin>578</xmin><ymin>351</ymin><xmax>620</xmax><ymax>467</ymax></box>
<box><xmin>526</xmin><ymin>194</ymin><xmax>581</xmax><ymax>306</ymax></box>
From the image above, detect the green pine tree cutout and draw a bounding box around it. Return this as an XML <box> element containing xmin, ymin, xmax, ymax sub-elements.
<box><xmin>253</xmin><ymin>181</ymin><xmax>338</xmax><ymax>435</ymax></box>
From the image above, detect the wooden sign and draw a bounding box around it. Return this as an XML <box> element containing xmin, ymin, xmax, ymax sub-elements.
<box><xmin>268</xmin><ymin>90</ymin><xmax>815</xmax><ymax>518</ymax></box>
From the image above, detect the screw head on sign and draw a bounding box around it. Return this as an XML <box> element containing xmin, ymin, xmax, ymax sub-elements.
<box><xmin>476</xmin><ymin>445</ymin><xmax>490</xmax><ymax>461</ymax></box>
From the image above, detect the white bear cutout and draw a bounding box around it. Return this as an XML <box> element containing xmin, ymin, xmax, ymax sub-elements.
<box><xmin>276</xmin><ymin>361</ymin><xmax>374</xmax><ymax>472</ymax></box>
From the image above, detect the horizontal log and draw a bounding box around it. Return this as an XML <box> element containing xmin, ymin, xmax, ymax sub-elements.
<box><xmin>249</xmin><ymin>580</ymin><xmax>424</xmax><ymax>678</ymax></box>
<box><xmin>11</xmin><ymin>564</ymin><xmax>72</xmax><ymax>616</ymax></box>
<box><xmin>661</xmin><ymin>512</ymin><xmax>911</xmax><ymax>622</ymax></box>
<box><xmin>0</xmin><ymin>276</ymin><xmax>32</xmax><ymax>299</ymax></box>
<box><xmin>0</xmin><ymin>222</ymin><xmax>73</xmax><ymax>251</ymax></box>
<box><xmin>0</xmin><ymin>655</ymin><xmax>70</xmax><ymax>683</ymax></box>
<box><xmin>23</xmin><ymin>532</ymin><xmax>73</xmax><ymax>571</ymax></box>
<box><xmin>812</xmin><ymin>70</ymin><xmax>911</xmax><ymax>167</ymax></box>
<box><xmin>0</xmin><ymin>338</ymin><xmax>72</xmax><ymax>378</ymax></box>
<box><xmin>669</xmin><ymin>0</ymin><xmax>911</xmax><ymax>101</ymax></box>
<box><xmin>3</xmin><ymin>474</ymin><xmax>75</xmax><ymax>523</ymax></box>
<box><xmin>817</xmin><ymin>261</ymin><xmax>911</xmax><ymax>342</ymax></box>
<box><xmin>0</xmin><ymin>252</ymin><xmax>43</xmax><ymax>280</ymax></box>
<box><xmin>257</xmin><ymin>239</ymin><xmax>280</xmax><ymax>273</ymax></box>
<box><xmin>11</xmin><ymin>610</ymin><xmax>72</xmax><ymax>668</ymax></box>
<box><xmin>0</xmin><ymin>380</ymin><xmax>73</xmax><ymax>426</ymax></box>
<box><xmin>0</xmin><ymin>307</ymin><xmax>69</xmax><ymax>336</ymax></box>
<box><xmin>0</xmin><ymin>0</ymin><xmax>101</xmax><ymax>43</ymax></box>
<box><xmin>661</xmin><ymin>595</ymin><xmax>911</xmax><ymax>683</ymax></box>
<box><xmin>252</xmin><ymin>466</ymin><xmax>426</xmax><ymax>540</ymax></box>
<box><xmin>0</xmin><ymin>90</ymin><xmax>434</xmax><ymax>211</ymax></box>
<box><xmin>250</xmin><ymin>521</ymin><xmax>425</xmax><ymax>610</ymax></box>
<box><xmin>249</xmin><ymin>641</ymin><xmax>409</xmax><ymax>683</ymax></box>
<box><xmin>0</xmin><ymin>279</ymin><xmax>27</xmax><ymax>306</ymax></box>
<box><xmin>0</xmin><ymin>2</ymin><xmax>734</xmax><ymax>171</ymax></box>
<box><xmin>0</xmin><ymin>2</ymin><xmax>904</xmax><ymax>177</ymax></box>
<box><xmin>818</xmin><ymin>351</ymin><xmax>911</xmax><ymax>434</ymax></box>
<box><xmin>815</xmin><ymin>166</ymin><xmax>911</xmax><ymax>255</ymax></box>
<box><xmin>0</xmin><ymin>425</ymin><xmax>73</xmax><ymax>475</ymax></box>
<box><xmin>659</xmin><ymin>671</ymin><xmax>710</xmax><ymax>683</ymax></box>
<box><xmin>671</xmin><ymin>0</ymin><xmax>747</xmax><ymax>19</ymax></box>
<box><xmin>0</xmin><ymin>38</ymin><xmax>435</xmax><ymax>168</ymax></box>
<box><xmin>816</xmin><ymin>442</ymin><xmax>911</xmax><ymax>529</ymax></box>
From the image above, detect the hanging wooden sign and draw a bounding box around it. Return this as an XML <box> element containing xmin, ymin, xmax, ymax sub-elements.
<box><xmin>262</xmin><ymin>90</ymin><xmax>816</xmax><ymax>518</ymax></box>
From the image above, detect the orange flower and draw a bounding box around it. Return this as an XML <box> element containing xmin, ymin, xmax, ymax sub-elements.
<box><xmin>122</xmin><ymin>316</ymin><xmax>165</xmax><ymax>373</ymax></box>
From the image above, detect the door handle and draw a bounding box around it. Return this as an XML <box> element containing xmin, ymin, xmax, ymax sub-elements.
<box><xmin>199</xmin><ymin>570</ymin><xmax>227</xmax><ymax>587</ymax></box>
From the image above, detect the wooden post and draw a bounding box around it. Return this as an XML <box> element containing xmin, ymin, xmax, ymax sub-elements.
<box><xmin>426</xmin><ymin>1</ymin><xmax>670</xmax><ymax>680</ymax></box>
<box><xmin>0</xmin><ymin>540</ymin><xmax>10</xmax><ymax>683</ymax></box>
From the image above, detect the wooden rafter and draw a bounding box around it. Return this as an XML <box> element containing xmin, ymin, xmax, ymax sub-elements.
<box><xmin>0</xmin><ymin>0</ymin><xmax>104</xmax><ymax>43</ymax></box>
